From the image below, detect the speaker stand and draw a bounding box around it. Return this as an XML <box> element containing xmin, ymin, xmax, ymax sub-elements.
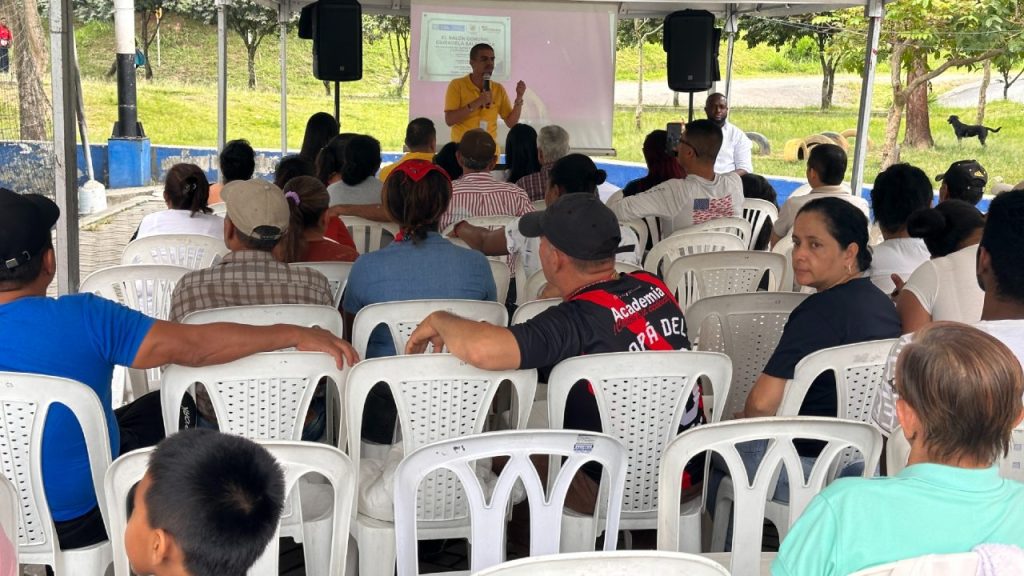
<box><xmin>687</xmin><ymin>93</ymin><xmax>694</xmax><ymax>123</ymax></box>
<box><xmin>334</xmin><ymin>80</ymin><xmax>341</xmax><ymax>122</ymax></box>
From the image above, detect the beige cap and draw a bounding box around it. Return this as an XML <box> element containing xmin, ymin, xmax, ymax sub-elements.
<box><xmin>221</xmin><ymin>179</ymin><xmax>290</xmax><ymax>240</ymax></box>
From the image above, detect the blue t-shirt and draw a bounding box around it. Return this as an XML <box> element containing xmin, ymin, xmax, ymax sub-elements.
<box><xmin>0</xmin><ymin>294</ymin><xmax>155</xmax><ymax>521</ymax></box>
<box><xmin>343</xmin><ymin>232</ymin><xmax>497</xmax><ymax>358</ymax></box>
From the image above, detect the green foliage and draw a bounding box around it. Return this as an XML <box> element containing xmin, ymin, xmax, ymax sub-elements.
<box><xmin>365</xmin><ymin>15</ymin><xmax>411</xmax><ymax>97</ymax></box>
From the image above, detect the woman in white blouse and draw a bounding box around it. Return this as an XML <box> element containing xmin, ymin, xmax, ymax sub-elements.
<box><xmin>134</xmin><ymin>163</ymin><xmax>223</xmax><ymax>240</ymax></box>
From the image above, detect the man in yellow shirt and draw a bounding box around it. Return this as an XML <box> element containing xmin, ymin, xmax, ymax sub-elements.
<box><xmin>444</xmin><ymin>43</ymin><xmax>526</xmax><ymax>143</ymax></box>
<box><xmin>379</xmin><ymin>117</ymin><xmax>437</xmax><ymax>183</ymax></box>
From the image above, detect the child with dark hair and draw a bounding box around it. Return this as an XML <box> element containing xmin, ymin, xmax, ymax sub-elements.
<box><xmin>866</xmin><ymin>163</ymin><xmax>933</xmax><ymax>293</ymax></box>
<box><xmin>280</xmin><ymin>175</ymin><xmax>358</xmax><ymax>263</ymax></box>
<box><xmin>125</xmin><ymin>429</ymin><xmax>285</xmax><ymax>576</ymax></box>
<box><xmin>209</xmin><ymin>140</ymin><xmax>256</xmax><ymax>204</ymax></box>
<box><xmin>134</xmin><ymin>163</ymin><xmax>223</xmax><ymax>240</ymax></box>
<box><xmin>273</xmin><ymin>154</ymin><xmax>315</xmax><ymax>189</ymax></box>
<box><xmin>432</xmin><ymin>141</ymin><xmax>463</xmax><ymax>181</ymax></box>
<box><xmin>328</xmin><ymin>134</ymin><xmax>383</xmax><ymax>206</ymax></box>
<box><xmin>316</xmin><ymin>133</ymin><xmax>357</xmax><ymax>188</ymax></box>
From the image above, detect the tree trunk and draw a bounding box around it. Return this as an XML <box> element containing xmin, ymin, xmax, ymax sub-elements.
<box><xmin>634</xmin><ymin>34</ymin><xmax>644</xmax><ymax>132</ymax></box>
<box><xmin>673</xmin><ymin>91</ymin><xmax>679</xmax><ymax>108</ymax></box>
<box><xmin>139</xmin><ymin>13</ymin><xmax>153</xmax><ymax>80</ymax></box>
<box><xmin>881</xmin><ymin>45</ymin><xmax>907</xmax><ymax>169</ymax></box>
<box><xmin>246</xmin><ymin>40</ymin><xmax>258</xmax><ymax>89</ymax></box>
<box><xmin>903</xmin><ymin>52</ymin><xmax>933</xmax><ymax>149</ymax></box>
<box><xmin>976</xmin><ymin>59</ymin><xmax>991</xmax><ymax>125</ymax></box>
<box><xmin>818</xmin><ymin>53</ymin><xmax>835</xmax><ymax>110</ymax></box>
<box><xmin>3</xmin><ymin>0</ymin><xmax>49</xmax><ymax>140</ymax></box>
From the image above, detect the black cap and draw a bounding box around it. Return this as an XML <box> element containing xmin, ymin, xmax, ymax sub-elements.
<box><xmin>519</xmin><ymin>193</ymin><xmax>621</xmax><ymax>260</ymax></box>
<box><xmin>936</xmin><ymin>160</ymin><xmax>987</xmax><ymax>194</ymax></box>
<box><xmin>0</xmin><ymin>189</ymin><xmax>59</xmax><ymax>271</ymax></box>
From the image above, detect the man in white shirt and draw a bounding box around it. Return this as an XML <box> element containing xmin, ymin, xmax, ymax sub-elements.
<box><xmin>771</xmin><ymin>143</ymin><xmax>870</xmax><ymax>246</ymax></box>
<box><xmin>870</xmin><ymin>190</ymin><xmax>1024</xmax><ymax>436</ymax></box>
<box><xmin>706</xmin><ymin>93</ymin><xmax>752</xmax><ymax>176</ymax></box>
<box><xmin>865</xmin><ymin>163</ymin><xmax>933</xmax><ymax>294</ymax></box>
<box><xmin>606</xmin><ymin>119</ymin><xmax>744</xmax><ymax>236</ymax></box>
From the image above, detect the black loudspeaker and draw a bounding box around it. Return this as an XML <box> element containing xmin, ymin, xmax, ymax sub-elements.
<box><xmin>663</xmin><ymin>10</ymin><xmax>721</xmax><ymax>93</ymax></box>
<box><xmin>310</xmin><ymin>0</ymin><xmax>362</xmax><ymax>82</ymax></box>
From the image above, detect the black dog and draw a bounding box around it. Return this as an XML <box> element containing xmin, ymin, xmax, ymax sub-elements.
<box><xmin>947</xmin><ymin>115</ymin><xmax>1001</xmax><ymax>146</ymax></box>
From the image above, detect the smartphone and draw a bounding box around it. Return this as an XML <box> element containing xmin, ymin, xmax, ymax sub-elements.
<box><xmin>666</xmin><ymin>122</ymin><xmax>682</xmax><ymax>157</ymax></box>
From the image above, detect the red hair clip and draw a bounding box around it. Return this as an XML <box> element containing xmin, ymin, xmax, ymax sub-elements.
<box><xmin>389</xmin><ymin>159</ymin><xmax>450</xmax><ymax>183</ymax></box>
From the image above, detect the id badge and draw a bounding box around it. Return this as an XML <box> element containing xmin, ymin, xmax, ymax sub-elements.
<box><xmin>479</xmin><ymin>120</ymin><xmax>488</xmax><ymax>131</ymax></box>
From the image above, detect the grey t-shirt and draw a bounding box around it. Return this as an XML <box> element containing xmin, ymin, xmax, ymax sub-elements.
<box><xmin>327</xmin><ymin>177</ymin><xmax>383</xmax><ymax>206</ymax></box>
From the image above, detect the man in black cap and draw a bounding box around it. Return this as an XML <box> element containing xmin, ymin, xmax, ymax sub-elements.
<box><xmin>937</xmin><ymin>159</ymin><xmax>987</xmax><ymax>205</ymax></box>
<box><xmin>407</xmin><ymin>193</ymin><xmax>702</xmax><ymax>512</ymax></box>
<box><xmin>0</xmin><ymin>188</ymin><xmax>357</xmax><ymax>550</ymax></box>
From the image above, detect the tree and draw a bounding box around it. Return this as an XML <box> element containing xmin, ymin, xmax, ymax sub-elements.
<box><xmin>365</xmin><ymin>15</ymin><xmax>410</xmax><ymax>97</ymax></box>
<box><xmin>994</xmin><ymin>51</ymin><xmax>1024</xmax><ymax>100</ymax></box>
<box><xmin>1</xmin><ymin>0</ymin><xmax>50</xmax><ymax>140</ymax></box>
<box><xmin>617</xmin><ymin>18</ymin><xmax>663</xmax><ymax>131</ymax></box>
<box><xmin>76</xmin><ymin>0</ymin><xmax>166</xmax><ymax>80</ymax></box>
<box><xmin>741</xmin><ymin>11</ymin><xmax>863</xmax><ymax>110</ymax></box>
<box><xmin>976</xmin><ymin>58</ymin><xmax>991</xmax><ymax>125</ymax></box>
<box><xmin>184</xmin><ymin>0</ymin><xmax>280</xmax><ymax>89</ymax></box>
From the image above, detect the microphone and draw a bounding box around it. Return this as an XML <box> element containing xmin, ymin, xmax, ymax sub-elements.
<box><xmin>482</xmin><ymin>73</ymin><xmax>491</xmax><ymax>92</ymax></box>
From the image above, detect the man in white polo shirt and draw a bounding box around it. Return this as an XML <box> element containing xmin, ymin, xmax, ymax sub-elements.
<box><xmin>706</xmin><ymin>93</ymin><xmax>753</xmax><ymax>176</ymax></box>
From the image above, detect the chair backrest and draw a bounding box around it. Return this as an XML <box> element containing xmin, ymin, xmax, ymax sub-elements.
<box><xmin>473</xmin><ymin>551</ymin><xmax>731</xmax><ymax>576</ymax></box>
<box><xmin>644</xmin><ymin>232</ymin><xmax>747</xmax><ymax>275</ymax></box>
<box><xmin>686</xmin><ymin>293</ymin><xmax>809</xmax><ymax>422</ymax></box>
<box><xmin>663</xmin><ymin>251</ymin><xmax>786</xmax><ymax>310</ymax></box>
<box><xmin>771</xmin><ymin>234</ymin><xmax>799</xmax><ymax>292</ymax></box>
<box><xmin>122</xmin><ymin>234</ymin><xmax>228</xmax><ymax>269</ymax></box>
<box><xmin>79</xmin><ymin>264</ymin><xmax>190</xmax><ymax>320</ymax></box>
<box><xmin>160</xmin><ymin>351</ymin><xmax>347</xmax><ymax>443</ymax></box>
<box><xmin>546</xmin><ymin>351</ymin><xmax>732</xmax><ymax>519</ymax></box>
<box><xmin>343</xmin><ymin>216</ymin><xmax>399</xmax><ymax>254</ymax></box>
<box><xmin>0</xmin><ymin>476</ymin><xmax>17</xmax><ymax>570</ymax></box>
<box><xmin>888</xmin><ymin>423</ymin><xmax>1024</xmax><ymax>483</ymax></box>
<box><xmin>104</xmin><ymin>441</ymin><xmax>355</xmax><ymax>576</ymax></box>
<box><xmin>345</xmin><ymin>356</ymin><xmax>537</xmax><ymax>524</ymax></box>
<box><xmin>350</xmin><ymin>299</ymin><xmax>508</xmax><ymax>358</ymax></box>
<box><xmin>675</xmin><ymin>217</ymin><xmax>753</xmax><ymax>248</ymax></box>
<box><xmin>208</xmin><ymin>202</ymin><xmax>227</xmax><ymax>216</ymax></box>
<box><xmin>291</xmin><ymin>261</ymin><xmax>353</xmax><ymax>308</ymax></box>
<box><xmin>531</xmin><ymin>199</ymin><xmax>546</xmax><ymax>212</ymax></box>
<box><xmin>394</xmin><ymin>431</ymin><xmax>627</xmax><ymax>575</ymax></box>
<box><xmin>1002</xmin><ymin>425</ymin><xmax>1024</xmax><ymax>481</ymax></box>
<box><xmin>440</xmin><ymin>215</ymin><xmax>516</xmax><ymax>237</ymax></box>
<box><xmin>181</xmin><ymin>303</ymin><xmax>344</xmax><ymax>338</ymax></box>
<box><xmin>488</xmin><ymin>259</ymin><xmax>512</xmax><ymax>305</ymax></box>
<box><xmin>511</xmin><ymin>298</ymin><xmax>561</xmax><ymax>325</ymax></box>
<box><xmin>623</xmin><ymin>219</ymin><xmax>649</xmax><ymax>256</ymax></box>
<box><xmin>847</xmin><ymin>552</ymin><xmax>981</xmax><ymax>575</ymax></box>
<box><xmin>520</xmin><ymin>262</ymin><xmax>645</xmax><ymax>305</ymax></box>
<box><xmin>742</xmin><ymin>198</ymin><xmax>779</xmax><ymax>251</ymax></box>
<box><xmin>657</xmin><ymin>417</ymin><xmax>882</xmax><ymax>575</ymax></box>
<box><xmin>0</xmin><ymin>373</ymin><xmax>112</xmax><ymax>567</ymax></box>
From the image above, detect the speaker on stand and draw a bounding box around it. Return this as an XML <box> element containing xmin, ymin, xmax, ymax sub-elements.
<box><xmin>299</xmin><ymin>0</ymin><xmax>362</xmax><ymax>122</ymax></box>
<box><xmin>663</xmin><ymin>10</ymin><xmax>721</xmax><ymax>122</ymax></box>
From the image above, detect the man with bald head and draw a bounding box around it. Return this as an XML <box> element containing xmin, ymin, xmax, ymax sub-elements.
<box><xmin>705</xmin><ymin>93</ymin><xmax>752</xmax><ymax>176</ymax></box>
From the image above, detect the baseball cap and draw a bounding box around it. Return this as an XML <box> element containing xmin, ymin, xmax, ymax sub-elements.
<box><xmin>0</xmin><ymin>188</ymin><xmax>59</xmax><ymax>271</ymax></box>
<box><xmin>221</xmin><ymin>179</ymin><xmax>290</xmax><ymax>240</ymax></box>
<box><xmin>519</xmin><ymin>193</ymin><xmax>622</xmax><ymax>260</ymax></box>
<box><xmin>458</xmin><ymin>129</ymin><xmax>497</xmax><ymax>165</ymax></box>
<box><xmin>936</xmin><ymin>160</ymin><xmax>987</xmax><ymax>194</ymax></box>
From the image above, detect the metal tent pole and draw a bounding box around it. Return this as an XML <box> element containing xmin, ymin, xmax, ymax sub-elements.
<box><xmin>50</xmin><ymin>0</ymin><xmax>79</xmax><ymax>294</ymax></box>
<box><xmin>217</xmin><ymin>0</ymin><xmax>229</xmax><ymax>160</ymax></box>
<box><xmin>279</xmin><ymin>2</ymin><xmax>289</xmax><ymax>155</ymax></box>
<box><xmin>850</xmin><ymin>0</ymin><xmax>884</xmax><ymax>195</ymax></box>
<box><xmin>724</xmin><ymin>4</ymin><xmax>738</xmax><ymax>101</ymax></box>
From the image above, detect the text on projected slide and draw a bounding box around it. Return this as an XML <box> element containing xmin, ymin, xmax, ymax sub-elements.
<box><xmin>419</xmin><ymin>12</ymin><xmax>511</xmax><ymax>81</ymax></box>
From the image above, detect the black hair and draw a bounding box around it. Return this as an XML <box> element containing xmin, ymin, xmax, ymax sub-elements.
<box><xmin>807</xmin><ymin>143</ymin><xmax>847</xmax><ymax>186</ymax></box>
<box><xmin>740</xmin><ymin>173</ymin><xmax>777</xmax><ymax>206</ymax></box>
<box><xmin>341</xmin><ymin>135</ymin><xmax>382</xmax><ymax>186</ymax></box>
<box><xmin>279</xmin><ymin>175</ymin><xmax>330</xmax><ymax>263</ymax></box>
<box><xmin>164</xmin><ymin>163</ymin><xmax>212</xmax><ymax>216</ymax></box>
<box><xmin>0</xmin><ymin>235</ymin><xmax>50</xmax><ymax>292</ymax></box>
<box><xmin>682</xmin><ymin>119</ymin><xmax>724</xmax><ymax>162</ymax></box>
<box><xmin>870</xmin><ymin>163</ymin><xmax>934</xmax><ymax>234</ymax></box>
<box><xmin>235</xmin><ymin>228</ymin><xmax>280</xmax><ymax>252</ymax></box>
<box><xmin>980</xmin><ymin>190</ymin><xmax>1024</xmax><ymax>301</ymax></box>
<box><xmin>798</xmin><ymin>196</ymin><xmax>872</xmax><ymax>272</ymax></box>
<box><xmin>315</xmin><ymin>133</ymin><xmax>356</xmax><ymax>186</ymax></box>
<box><xmin>470</xmin><ymin>43</ymin><xmax>493</xmax><ymax>60</ymax></box>
<box><xmin>907</xmin><ymin>199</ymin><xmax>985</xmax><ymax>258</ymax></box>
<box><xmin>219</xmin><ymin>140</ymin><xmax>256</xmax><ymax>183</ymax></box>
<box><xmin>433</xmin><ymin>142</ymin><xmax>463</xmax><ymax>181</ymax></box>
<box><xmin>273</xmin><ymin>154</ymin><xmax>316</xmax><ymax>190</ymax></box>
<box><xmin>143</xmin><ymin>429</ymin><xmax>285</xmax><ymax>576</ymax></box>
<box><xmin>405</xmin><ymin>117</ymin><xmax>436</xmax><ymax>150</ymax></box>
<box><xmin>300</xmin><ymin>112</ymin><xmax>339</xmax><ymax>164</ymax></box>
<box><xmin>383</xmin><ymin>167</ymin><xmax>452</xmax><ymax>243</ymax></box>
<box><xmin>548</xmin><ymin>153</ymin><xmax>606</xmax><ymax>196</ymax></box>
<box><xmin>505</xmin><ymin>124</ymin><xmax>541</xmax><ymax>184</ymax></box>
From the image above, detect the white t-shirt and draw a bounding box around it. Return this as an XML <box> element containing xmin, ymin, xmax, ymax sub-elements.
<box><xmin>902</xmin><ymin>244</ymin><xmax>984</xmax><ymax>324</ymax></box>
<box><xmin>866</xmin><ymin>237</ymin><xmax>931</xmax><ymax>294</ymax></box>
<box><xmin>504</xmin><ymin>221</ymin><xmax>641</xmax><ymax>279</ymax></box>
<box><xmin>136</xmin><ymin>209</ymin><xmax>224</xmax><ymax>240</ymax></box>
<box><xmin>773</xmin><ymin>185</ymin><xmax>872</xmax><ymax>238</ymax></box>
<box><xmin>607</xmin><ymin>173</ymin><xmax>744</xmax><ymax>236</ymax></box>
<box><xmin>327</xmin><ymin>177</ymin><xmax>383</xmax><ymax>206</ymax></box>
<box><xmin>870</xmin><ymin>319</ymin><xmax>1024</xmax><ymax>436</ymax></box>
<box><xmin>713</xmin><ymin>121</ymin><xmax>754</xmax><ymax>174</ymax></box>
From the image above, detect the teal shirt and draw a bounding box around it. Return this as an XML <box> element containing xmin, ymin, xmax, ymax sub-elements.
<box><xmin>773</xmin><ymin>464</ymin><xmax>1024</xmax><ymax>576</ymax></box>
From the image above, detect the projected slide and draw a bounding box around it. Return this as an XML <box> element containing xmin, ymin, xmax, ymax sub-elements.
<box><xmin>419</xmin><ymin>13</ymin><xmax>511</xmax><ymax>81</ymax></box>
<box><xmin>410</xmin><ymin>0</ymin><xmax>617</xmax><ymax>153</ymax></box>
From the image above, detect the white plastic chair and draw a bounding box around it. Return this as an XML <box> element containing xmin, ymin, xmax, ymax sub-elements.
<box><xmin>673</xmin><ymin>217</ymin><xmax>753</xmax><ymax>248</ymax></box>
<box><xmin>887</xmin><ymin>423</ymin><xmax>1024</xmax><ymax>483</ymax></box>
<box><xmin>443</xmin><ymin>216</ymin><xmax>517</xmax><ymax>297</ymax></box>
<box><xmin>345</xmin><ymin>355</ymin><xmax>538</xmax><ymax>576</ymax></box>
<box><xmin>104</xmin><ymin>440</ymin><xmax>356</xmax><ymax>576</ymax></box>
<box><xmin>293</xmin><ymin>261</ymin><xmax>354</xmax><ymax>308</ymax></box>
<box><xmin>209</xmin><ymin>201</ymin><xmax>227</xmax><ymax>216</ymax></box>
<box><xmin>474</xmin><ymin>550</ymin><xmax>731</xmax><ymax>576</ymax></box>
<box><xmin>644</xmin><ymin>232</ymin><xmax>747</xmax><ymax>276</ymax></box>
<box><xmin>656</xmin><ymin>417</ymin><xmax>882</xmax><ymax>576</ymax></box>
<box><xmin>847</xmin><ymin>552</ymin><xmax>981</xmax><ymax>575</ymax></box>
<box><xmin>664</xmin><ymin>251</ymin><xmax>786</xmax><ymax>310</ymax></box>
<box><xmin>121</xmin><ymin>233</ymin><xmax>228</xmax><ymax>269</ymax></box>
<box><xmin>546</xmin><ymin>351</ymin><xmax>732</xmax><ymax>554</ymax></box>
<box><xmin>742</xmin><ymin>199</ymin><xmax>779</xmax><ymax>251</ymax></box>
<box><xmin>0</xmin><ymin>476</ymin><xmax>16</xmax><ymax>570</ymax></box>
<box><xmin>0</xmin><ymin>372</ymin><xmax>112</xmax><ymax>575</ymax></box>
<box><xmin>771</xmin><ymin>234</ymin><xmax>803</xmax><ymax>292</ymax></box>
<box><xmin>623</xmin><ymin>219</ymin><xmax>649</xmax><ymax>255</ymax></box>
<box><xmin>441</xmin><ymin>215</ymin><xmax>516</xmax><ymax>237</ymax></box>
<box><xmin>488</xmin><ymin>259</ymin><xmax>512</xmax><ymax>305</ymax></box>
<box><xmin>519</xmin><ymin>262</ymin><xmax>644</xmax><ymax>304</ymax></box>
<box><xmin>181</xmin><ymin>303</ymin><xmax>344</xmax><ymax>337</ymax></box>
<box><xmin>350</xmin><ymin>299</ymin><xmax>508</xmax><ymax>358</ymax></box>
<box><xmin>687</xmin><ymin>292</ymin><xmax>808</xmax><ymax>424</ymax></box>
<box><xmin>394</xmin><ymin>431</ymin><xmax>628</xmax><ymax>575</ymax></box>
<box><xmin>531</xmin><ymin>199</ymin><xmax>546</xmax><ymax>211</ymax></box>
<box><xmin>511</xmin><ymin>298</ymin><xmax>560</xmax><ymax>325</ymax></box>
<box><xmin>343</xmin><ymin>216</ymin><xmax>399</xmax><ymax>254</ymax></box>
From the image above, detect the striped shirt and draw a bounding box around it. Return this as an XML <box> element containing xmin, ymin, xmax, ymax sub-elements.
<box><xmin>440</xmin><ymin>172</ymin><xmax>535</xmax><ymax>233</ymax></box>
